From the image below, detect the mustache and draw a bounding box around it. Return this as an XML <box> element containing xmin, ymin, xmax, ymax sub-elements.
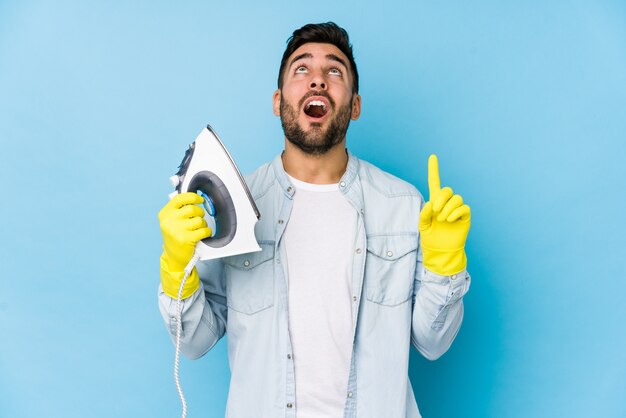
<box><xmin>298</xmin><ymin>90</ymin><xmax>335</xmax><ymax>109</ymax></box>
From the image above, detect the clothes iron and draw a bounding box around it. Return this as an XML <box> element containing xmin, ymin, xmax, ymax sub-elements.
<box><xmin>168</xmin><ymin>124</ymin><xmax>261</xmax><ymax>260</ymax></box>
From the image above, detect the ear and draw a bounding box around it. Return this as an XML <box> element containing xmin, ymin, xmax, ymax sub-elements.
<box><xmin>273</xmin><ymin>89</ymin><xmax>281</xmax><ymax>116</ymax></box>
<box><xmin>351</xmin><ymin>93</ymin><xmax>361</xmax><ymax>120</ymax></box>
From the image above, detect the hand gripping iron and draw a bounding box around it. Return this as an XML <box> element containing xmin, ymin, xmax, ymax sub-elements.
<box><xmin>168</xmin><ymin>124</ymin><xmax>261</xmax><ymax>260</ymax></box>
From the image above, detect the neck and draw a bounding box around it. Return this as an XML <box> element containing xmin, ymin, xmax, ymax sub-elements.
<box><xmin>281</xmin><ymin>139</ymin><xmax>348</xmax><ymax>184</ymax></box>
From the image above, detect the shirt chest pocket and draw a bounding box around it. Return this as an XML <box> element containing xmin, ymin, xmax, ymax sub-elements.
<box><xmin>364</xmin><ymin>234</ymin><xmax>418</xmax><ymax>306</ymax></box>
<box><xmin>223</xmin><ymin>242</ymin><xmax>275</xmax><ymax>315</ymax></box>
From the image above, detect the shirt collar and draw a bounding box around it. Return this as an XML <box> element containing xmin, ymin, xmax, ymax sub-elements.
<box><xmin>271</xmin><ymin>148</ymin><xmax>361</xmax><ymax>199</ymax></box>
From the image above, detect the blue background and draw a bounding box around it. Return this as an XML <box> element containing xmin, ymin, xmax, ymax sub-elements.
<box><xmin>1</xmin><ymin>1</ymin><xmax>625</xmax><ymax>417</ymax></box>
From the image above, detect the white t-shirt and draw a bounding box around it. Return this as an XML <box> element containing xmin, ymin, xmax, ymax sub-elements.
<box><xmin>283</xmin><ymin>174</ymin><xmax>358</xmax><ymax>417</ymax></box>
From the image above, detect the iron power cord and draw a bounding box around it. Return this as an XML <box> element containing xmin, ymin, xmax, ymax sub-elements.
<box><xmin>174</xmin><ymin>253</ymin><xmax>201</xmax><ymax>418</ymax></box>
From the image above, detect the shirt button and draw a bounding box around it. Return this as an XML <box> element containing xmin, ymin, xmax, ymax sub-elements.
<box><xmin>347</xmin><ymin>391</ymin><xmax>353</xmax><ymax>398</ymax></box>
<box><xmin>353</xmin><ymin>296</ymin><xmax>357</xmax><ymax>302</ymax></box>
<box><xmin>287</xmin><ymin>187</ymin><xmax>292</xmax><ymax>192</ymax></box>
<box><xmin>340</xmin><ymin>181</ymin><xmax>346</xmax><ymax>187</ymax></box>
<box><xmin>386</xmin><ymin>251</ymin><xmax>393</xmax><ymax>257</ymax></box>
<box><xmin>243</xmin><ymin>260</ymin><xmax>250</xmax><ymax>267</ymax></box>
<box><xmin>451</xmin><ymin>274</ymin><xmax>457</xmax><ymax>280</ymax></box>
<box><xmin>278</xmin><ymin>219</ymin><xmax>284</xmax><ymax>224</ymax></box>
<box><xmin>286</xmin><ymin>403</ymin><xmax>293</xmax><ymax>408</ymax></box>
<box><xmin>276</xmin><ymin>259</ymin><xmax>281</xmax><ymax>264</ymax></box>
<box><xmin>355</xmin><ymin>248</ymin><xmax>362</xmax><ymax>254</ymax></box>
<box><xmin>287</xmin><ymin>354</ymin><xmax>292</xmax><ymax>359</ymax></box>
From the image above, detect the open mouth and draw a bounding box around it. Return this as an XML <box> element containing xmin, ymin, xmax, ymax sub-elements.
<box><xmin>303</xmin><ymin>99</ymin><xmax>329</xmax><ymax>119</ymax></box>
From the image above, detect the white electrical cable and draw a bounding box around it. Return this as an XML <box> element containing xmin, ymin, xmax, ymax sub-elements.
<box><xmin>174</xmin><ymin>253</ymin><xmax>201</xmax><ymax>418</ymax></box>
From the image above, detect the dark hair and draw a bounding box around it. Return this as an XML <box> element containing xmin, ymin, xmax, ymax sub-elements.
<box><xmin>277</xmin><ymin>22</ymin><xmax>359</xmax><ymax>93</ymax></box>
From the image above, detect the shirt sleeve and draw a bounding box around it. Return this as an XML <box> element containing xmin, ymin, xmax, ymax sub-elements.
<box><xmin>158</xmin><ymin>258</ymin><xmax>228</xmax><ymax>359</ymax></box>
<box><xmin>410</xmin><ymin>243</ymin><xmax>471</xmax><ymax>360</ymax></box>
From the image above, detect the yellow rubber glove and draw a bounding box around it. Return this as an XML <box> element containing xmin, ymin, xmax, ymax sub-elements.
<box><xmin>158</xmin><ymin>192</ymin><xmax>212</xmax><ymax>299</ymax></box>
<box><xmin>418</xmin><ymin>155</ymin><xmax>471</xmax><ymax>276</ymax></box>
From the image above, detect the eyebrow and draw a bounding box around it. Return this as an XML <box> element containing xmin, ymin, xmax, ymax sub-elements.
<box><xmin>289</xmin><ymin>52</ymin><xmax>349</xmax><ymax>70</ymax></box>
<box><xmin>325</xmin><ymin>53</ymin><xmax>348</xmax><ymax>69</ymax></box>
<box><xmin>289</xmin><ymin>53</ymin><xmax>313</xmax><ymax>69</ymax></box>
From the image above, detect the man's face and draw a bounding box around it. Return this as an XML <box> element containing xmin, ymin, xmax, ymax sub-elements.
<box><xmin>273</xmin><ymin>42</ymin><xmax>361</xmax><ymax>155</ymax></box>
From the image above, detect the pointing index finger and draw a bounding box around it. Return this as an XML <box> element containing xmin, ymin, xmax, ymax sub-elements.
<box><xmin>428</xmin><ymin>154</ymin><xmax>441</xmax><ymax>201</ymax></box>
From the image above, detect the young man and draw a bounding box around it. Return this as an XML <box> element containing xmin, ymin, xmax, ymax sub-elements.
<box><xmin>158</xmin><ymin>22</ymin><xmax>471</xmax><ymax>418</ymax></box>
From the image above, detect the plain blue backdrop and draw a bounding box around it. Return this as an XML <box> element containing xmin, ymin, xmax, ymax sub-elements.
<box><xmin>1</xmin><ymin>1</ymin><xmax>625</xmax><ymax>417</ymax></box>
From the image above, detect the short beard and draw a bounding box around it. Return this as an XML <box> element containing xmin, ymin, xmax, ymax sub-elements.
<box><xmin>280</xmin><ymin>93</ymin><xmax>353</xmax><ymax>156</ymax></box>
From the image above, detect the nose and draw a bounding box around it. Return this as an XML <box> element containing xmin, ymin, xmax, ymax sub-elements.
<box><xmin>309</xmin><ymin>72</ymin><xmax>327</xmax><ymax>90</ymax></box>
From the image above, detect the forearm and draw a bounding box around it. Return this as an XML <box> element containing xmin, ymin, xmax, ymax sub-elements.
<box><xmin>411</xmin><ymin>268</ymin><xmax>470</xmax><ymax>360</ymax></box>
<box><xmin>158</xmin><ymin>282</ymin><xmax>226</xmax><ymax>359</ymax></box>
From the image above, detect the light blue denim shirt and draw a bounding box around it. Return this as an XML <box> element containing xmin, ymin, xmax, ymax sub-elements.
<box><xmin>159</xmin><ymin>150</ymin><xmax>471</xmax><ymax>418</ymax></box>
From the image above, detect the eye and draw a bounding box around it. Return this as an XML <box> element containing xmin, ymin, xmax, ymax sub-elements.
<box><xmin>295</xmin><ymin>66</ymin><xmax>308</xmax><ymax>74</ymax></box>
<box><xmin>329</xmin><ymin>67</ymin><xmax>342</xmax><ymax>76</ymax></box>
